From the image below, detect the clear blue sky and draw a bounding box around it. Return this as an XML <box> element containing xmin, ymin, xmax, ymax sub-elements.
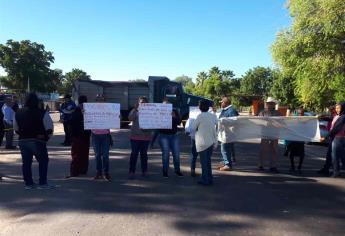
<box><xmin>0</xmin><ymin>0</ymin><xmax>291</xmax><ymax>81</ymax></box>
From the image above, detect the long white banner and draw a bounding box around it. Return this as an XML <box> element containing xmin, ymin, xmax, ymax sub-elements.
<box><xmin>218</xmin><ymin>116</ymin><xmax>321</xmax><ymax>143</ymax></box>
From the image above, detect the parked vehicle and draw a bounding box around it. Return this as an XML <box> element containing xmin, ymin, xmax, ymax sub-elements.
<box><xmin>72</xmin><ymin>76</ymin><xmax>213</xmax><ymax>126</ymax></box>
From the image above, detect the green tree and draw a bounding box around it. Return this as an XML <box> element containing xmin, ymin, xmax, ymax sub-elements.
<box><xmin>270</xmin><ymin>70</ymin><xmax>299</xmax><ymax>108</ymax></box>
<box><xmin>240</xmin><ymin>66</ymin><xmax>277</xmax><ymax>97</ymax></box>
<box><xmin>193</xmin><ymin>67</ymin><xmax>239</xmax><ymax>104</ymax></box>
<box><xmin>0</xmin><ymin>39</ymin><xmax>61</xmax><ymax>92</ymax></box>
<box><xmin>174</xmin><ymin>75</ymin><xmax>195</xmax><ymax>94</ymax></box>
<box><xmin>59</xmin><ymin>68</ymin><xmax>91</xmax><ymax>94</ymax></box>
<box><xmin>271</xmin><ymin>0</ymin><xmax>345</xmax><ymax>110</ymax></box>
<box><xmin>195</xmin><ymin>71</ymin><xmax>208</xmax><ymax>87</ymax></box>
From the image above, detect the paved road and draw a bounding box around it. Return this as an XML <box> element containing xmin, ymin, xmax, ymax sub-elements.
<box><xmin>0</xmin><ymin>122</ymin><xmax>344</xmax><ymax>236</ymax></box>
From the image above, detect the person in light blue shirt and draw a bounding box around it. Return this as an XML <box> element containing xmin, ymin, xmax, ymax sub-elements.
<box><xmin>218</xmin><ymin>97</ymin><xmax>239</xmax><ymax>171</ymax></box>
<box><xmin>59</xmin><ymin>94</ymin><xmax>76</xmax><ymax>146</ymax></box>
<box><xmin>1</xmin><ymin>97</ymin><xmax>15</xmax><ymax>149</ymax></box>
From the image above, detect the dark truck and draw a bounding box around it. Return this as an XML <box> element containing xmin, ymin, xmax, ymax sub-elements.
<box><xmin>72</xmin><ymin>76</ymin><xmax>213</xmax><ymax>126</ymax></box>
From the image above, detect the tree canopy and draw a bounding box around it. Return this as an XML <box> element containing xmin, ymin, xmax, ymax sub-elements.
<box><xmin>271</xmin><ymin>0</ymin><xmax>345</xmax><ymax>110</ymax></box>
<box><xmin>240</xmin><ymin>66</ymin><xmax>277</xmax><ymax>98</ymax></box>
<box><xmin>58</xmin><ymin>68</ymin><xmax>91</xmax><ymax>94</ymax></box>
<box><xmin>174</xmin><ymin>75</ymin><xmax>195</xmax><ymax>94</ymax></box>
<box><xmin>0</xmin><ymin>40</ymin><xmax>62</xmax><ymax>92</ymax></box>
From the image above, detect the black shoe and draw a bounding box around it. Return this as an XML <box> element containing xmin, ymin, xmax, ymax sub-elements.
<box><xmin>5</xmin><ymin>146</ymin><xmax>16</xmax><ymax>150</ymax></box>
<box><xmin>197</xmin><ymin>180</ymin><xmax>212</xmax><ymax>186</ymax></box>
<box><xmin>258</xmin><ymin>166</ymin><xmax>265</xmax><ymax>171</ymax></box>
<box><xmin>175</xmin><ymin>171</ymin><xmax>183</xmax><ymax>177</ymax></box>
<box><xmin>191</xmin><ymin>171</ymin><xmax>197</xmax><ymax>177</ymax></box>
<box><xmin>317</xmin><ymin>168</ymin><xmax>330</xmax><ymax>176</ymax></box>
<box><xmin>163</xmin><ymin>172</ymin><xmax>168</xmax><ymax>178</ymax></box>
<box><xmin>269</xmin><ymin>167</ymin><xmax>279</xmax><ymax>174</ymax></box>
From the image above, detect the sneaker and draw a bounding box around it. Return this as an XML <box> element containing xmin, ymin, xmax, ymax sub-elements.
<box><xmin>175</xmin><ymin>171</ymin><xmax>183</xmax><ymax>177</ymax></box>
<box><xmin>219</xmin><ymin>165</ymin><xmax>232</xmax><ymax>171</ymax></box>
<box><xmin>37</xmin><ymin>184</ymin><xmax>55</xmax><ymax>190</ymax></box>
<box><xmin>104</xmin><ymin>173</ymin><xmax>112</xmax><ymax>182</ymax></box>
<box><xmin>269</xmin><ymin>167</ymin><xmax>280</xmax><ymax>174</ymax></box>
<box><xmin>163</xmin><ymin>172</ymin><xmax>168</xmax><ymax>178</ymax></box>
<box><xmin>94</xmin><ymin>172</ymin><xmax>103</xmax><ymax>180</ymax></box>
<box><xmin>216</xmin><ymin>163</ymin><xmax>225</xmax><ymax>169</ymax></box>
<box><xmin>24</xmin><ymin>184</ymin><xmax>36</xmax><ymax>190</ymax></box>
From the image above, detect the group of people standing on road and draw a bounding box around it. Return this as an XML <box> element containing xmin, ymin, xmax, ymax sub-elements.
<box><xmin>2</xmin><ymin>90</ymin><xmax>345</xmax><ymax>188</ymax></box>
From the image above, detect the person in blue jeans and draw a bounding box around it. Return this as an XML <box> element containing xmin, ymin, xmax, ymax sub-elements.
<box><xmin>192</xmin><ymin>100</ymin><xmax>218</xmax><ymax>186</ymax></box>
<box><xmin>13</xmin><ymin>93</ymin><xmax>54</xmax><ymax>189</ymax></box>
<box><xmin>322</xmin><ymin>102</ymin><xmax>345</xmax><ymax>177</ymax></box>
<box><xmin>91</xmin><ymin>94</ymin><xmax>112</xmax><ymax>181</ymax></box>
<box><xmin>218</xmin><ymin>97</ymin><xmax>239</xmax><ymax>171</ymax></box>
<box><xmin>185</xmin><ymin>117</ymin><xmax>198</xmax><ymax>177</ymax></box>
<box><xmin>159</xmin><ymin>99</ymin><xmax>183</xmax><ymax>177</ymax></box>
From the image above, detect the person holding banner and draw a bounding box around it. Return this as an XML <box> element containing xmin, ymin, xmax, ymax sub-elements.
<box><xmin>285</xmin><ymin>107</ymin><xmax>305</xmax><ymax>174</ymax></box>
<box><xmin>218</xmin><ymin>97</ymin><xmax>239</xmax><ymax>171</ymax></box>
<box><xmin>192</xmin><ymin>100</ymin><xmax>218</xmax><ymax>186</ymax></box>
<box><xmin>258</xmin><ymin>97</ymin><xmax>281</xmax><ymax>173</ymax></box>
<box><xmin>322</xmin><ymin>102</ymin><xmax>345</xmax><ymax>177</ymax></box>
<box><xmin>92</xmin><ymin>94</ymin><xmax>112</xmax><ymax>181</ymax></box>
<box><xmin>158</xmin><ymin>99</ymin><xmax>183</xmax><ymax>178</ymax></box>
<box><xmin>67</xmin><ymin>95</ymin><xmax>91</xmax><ymax>178</ymax></box>
<box><xmin>128</xmin><ymin>96</ymin><xmax>152</xmax><ymax>179</ymax></box>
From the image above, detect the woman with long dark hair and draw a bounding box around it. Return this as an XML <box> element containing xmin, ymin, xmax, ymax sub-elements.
<box><xmin>67</xmin><ymin>95</ymin><xmax>91</xmax><ymax>178</ymax></box>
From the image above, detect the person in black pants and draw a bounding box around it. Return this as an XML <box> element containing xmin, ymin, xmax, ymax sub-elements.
<box><xmin>59</xmin><ymin>94</ymin><xmax>76</xmax><ymax>146</ymax></box>
<box><xmin>0</xmin><ymin>103</ymin><xmax>4</xmax><ymax>147</ymax></box>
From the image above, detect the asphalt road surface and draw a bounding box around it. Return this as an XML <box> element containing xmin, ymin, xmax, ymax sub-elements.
<box><xmin>0</xmin><ymin>119</ymin><xmax>344</xmax><ymax>236</ymax></box>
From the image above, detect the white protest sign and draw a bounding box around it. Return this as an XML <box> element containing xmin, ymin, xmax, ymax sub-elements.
<box><xmin>84</xmin><ymin>103</ymin><xmax>121</xmax><ymax>129</ymax></box>
<box><xmin>139</xmin><ymin>103</ymin><xmax>172</xmax><ymax>129</ymax></box>
<box><xmin>218</xmin><ymin>116</ymin><xmax>321</xmax><ymax>143</ymax></box>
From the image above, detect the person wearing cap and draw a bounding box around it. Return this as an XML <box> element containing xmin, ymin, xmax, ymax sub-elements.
<box><xmin>258</xmin><ymin>97</ymin><xmax>281</xmax><ymax>173</ymax></box>
<box><xmin>91</xmin><ymin>94</ymin><xmax>112</xmax><ymax>181</ymax></box>
<box><xmin>217</xmin><ymin>97</ymin><xmax>239</xmax><ymax>171</ymax></box>
<box><xmin>1</xmin><ymin>97</ymin><xmax>16</xmax><ymax>149</ymax></box>
<box><xmin>59</xmin><ymin>94</ymin><xmax>76</xmax><ymax>146</ymax></box>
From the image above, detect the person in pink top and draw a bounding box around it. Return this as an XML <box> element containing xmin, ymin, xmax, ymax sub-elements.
<box><xmin>322</xmin><ymin>102</ymin><xmax>345</xmax><ymax>177</ymax></box>
<box><xmin>92</xmin><ymin>95</ymin><xmax>112</xmax><ymax>181</ymax></box>
<box><xmin>128</xmin><ymin>96</ymin><xmax>152</xmax><ymax>179</ymax></box>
